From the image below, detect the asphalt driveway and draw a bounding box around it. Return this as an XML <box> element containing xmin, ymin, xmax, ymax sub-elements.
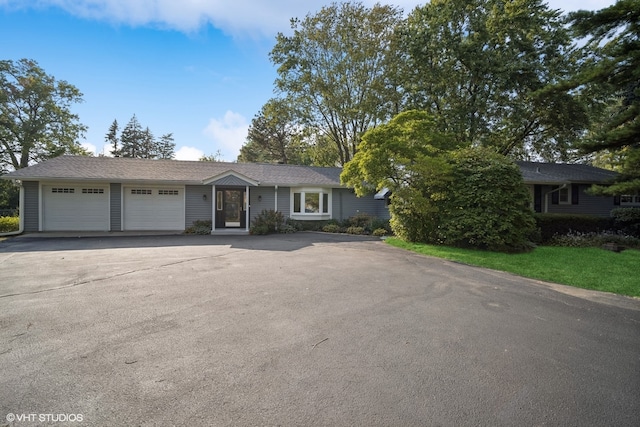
<box><xmin>0</xmin><ymin>233</ymin><xmax>639</xmax><ymax>426</ymax></box>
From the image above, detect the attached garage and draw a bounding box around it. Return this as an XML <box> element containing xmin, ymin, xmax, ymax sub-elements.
<box><xmin>123</xmin><ymin>186</ymin><xmax>185</xmax><ymax>231</ymax></box>
<box><xmin>42</xmin><ymin>184</ymin><xmax>110</xmax><ymax>231</ymax></box>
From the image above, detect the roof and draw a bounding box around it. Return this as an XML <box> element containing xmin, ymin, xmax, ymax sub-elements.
<box><xmin>1</xmin><ymin>156</ymin><xmax>619</xmax><ymax>187</ymax></box>
<box><xmin>517</xmin><ymin>161</ymin><xmax>618</xmax><ymax>185</ymax></box>
<box><xmin>1</xmin><ymin>156</ymin><xmax>343</xmax><ymax>187</ymax></box>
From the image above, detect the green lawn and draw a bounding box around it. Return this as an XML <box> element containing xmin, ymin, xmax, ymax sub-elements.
<box><xmin>385</xmin><ymin>237</ymin><xmax>640</xmax><ymax>297</ymax></box>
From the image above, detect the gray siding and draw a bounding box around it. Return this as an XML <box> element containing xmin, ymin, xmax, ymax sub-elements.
<box><xmin>22</xmin><ymin>181</ymin><xmax>39</xmax><ymax>232</ymax></box>
<box><xmin>248</xmin><ymin>186</ymin><xmax>291</xmax><ymax>224</ymax></box>
<box><xmin>185</xmin><ymin>185</ymin><xmax>212</xmax><ymax>227</ymax></box>
<box><xmin>539</xmin><ymin>184</ymin><xmax>615</xmax><ymax>217</ymax></box>
<box><xmin>110</xmin><ymin>183</ymin><xmax>121</xmax><ymax>231</ymax></box>
<box><xmin>332</xmin><ymin>188</ymin><xmax>390</xmax><ymax>221</ymax></box>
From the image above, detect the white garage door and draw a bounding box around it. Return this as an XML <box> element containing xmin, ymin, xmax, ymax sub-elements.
<box><xmin>42</xmin><ymin>184</ymin><xmax>109</xmax><ymax>231</ymax></box>
<box><xmin>123</xmin><ymin>186</ymin><xmax>185</xmax><ymax>230</ymax></box>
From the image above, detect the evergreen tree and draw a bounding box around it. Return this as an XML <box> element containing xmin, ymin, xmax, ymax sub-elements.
<box><xmin>119</xmin><ymin>115</ymin><xmax>143</xmax><ymax>158</ymax></box>
<box><xmin>156</xmin><ymin>133</ymin><xmax>175</xmax><ymax>159</ymax></box>
<box><xmin>106</xmin><ymin>119</ymin><xmax>120</xmax><ymax>157</ymax></box>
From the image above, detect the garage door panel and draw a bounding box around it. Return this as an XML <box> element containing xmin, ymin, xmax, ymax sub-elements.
<box><xmin>123</xmin><ymin>187</ymin><xmax>185</xmax><ymax>230</ymax></box>
<box><xmin>42</xmin><ymin>185</ymin><xmax>109</xmax><ymax>231</ymax></box>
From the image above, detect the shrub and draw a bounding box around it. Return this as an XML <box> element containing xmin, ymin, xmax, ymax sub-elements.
<box><xmin>372</xmin><ymin>228</ymin><xmax>388</xmax><ymax>237</ymax></box>
<box><xmin>250</xmin><ymin>209</ymin><xmax>287</xmax><ymax>235</ymax></box>
<box><xmin>535</xmin><ymin>214</ymin><xmax>612</xmax><ymax>243</ymax></box>
<box><xmin>612</xmin><ymin>207</ymin><xmax>640</xmax><ymax>237</ymax></box>
<box><xmin>346</xmin><ymin>226</ymin><xmax>365</xmax><ymax>235</ymax></box>
<box><xmin>0</xmin><ymin>216</ymin><xmax>19</xmax><ymax>233</ymax></box>
<box><xmin>322</xmin><ymin>223</ymin><xmax>342</xmax><ymax>233</ymax></box>
<box><xmin>549</xmin><ymin>230</ymin><xmax>640</xmax><ymax>249</ymax></box>
<box><xmin>436</xmin><ymin>147</ymin><xmax>537</xmax><ymax>253</ymax></box>
<box><xmin>184</xmin><ymin>220</ymin><xmax>212</xmax><ymax>235</ymax></box>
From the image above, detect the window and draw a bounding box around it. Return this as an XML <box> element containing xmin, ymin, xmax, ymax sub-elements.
<box><xmin>621</xmin><ymin>193</ymin><xmax>640</xmax><ymax>206</ymax></box>
<box><xmin>558</xmin><ymin>186</ymin><xmax>570</xmax><ymax>204</ymax></box>
<box><xmin>82</xmin><ymin>188</ymin><xmax>104</xmax><ymax>194</ymax></box>
<box><xmin>292</xmin><ymin>189</ymin><xmax>331</xmax><ymax>217</ymax></box>
<box><xmin>131</xmin><ymin>189</ymin><xmax>152</xmax><ymax>195</ymax></box>
<box><xmin>158</xmin><ymin>189</ymin><xmax>179</xmax><ymax>195</ymax></box>
<box><xmin>217</xmin><ymin>191</ymin><xmax>223</xmax><ymax>211</ymax></box>
<box><xmin>51</xmin><ymin>188</ymin><xmax>75</xmax><ymax>194</ymax></box>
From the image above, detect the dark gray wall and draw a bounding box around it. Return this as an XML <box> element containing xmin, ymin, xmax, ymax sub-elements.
<box><xmin>110</xmin><ymin>183</ymin><xmax>121</xmax><ymax>231</ymax></box>
<box><xmin>333</xmin><ymin>188</ymin><xmax>390</xmax><ymax>221</ymax></box>
<box><xmin>22</xmin><ymin>181</ymin><xmax>39</xmax><ymax>232</ymax></box>
<box><xmin>185</xmin><ymin>185</ymin><xmax>212</xmax><ymax>227</ymax></box>
<box><xmin>538</xmin><ymin>184</ymin><xmax>615</xmax><ymax>217</ymax></box>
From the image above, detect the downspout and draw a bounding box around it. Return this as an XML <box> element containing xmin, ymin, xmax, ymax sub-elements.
<box><xmin>0</xmin><ymin>182</ymin><xmax>24</xmax><ymax>236</ymax></box>
<box><xmin>543</xmin><ymin>183</ymin><xmax>567</xmax><ymax>213</ymax></box>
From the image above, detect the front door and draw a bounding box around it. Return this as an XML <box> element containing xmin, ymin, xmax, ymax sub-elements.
<box><xmin>215</xmin><ymin>189</ymin><xmax>246</xmax><ymax>229</ymax></box>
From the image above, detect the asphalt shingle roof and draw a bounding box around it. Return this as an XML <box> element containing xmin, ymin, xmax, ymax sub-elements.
<box><xmin>1</xmin><ymin>156</ymin><xmax>343</xmax><ymax>186</ymax></box>
<box><xmin>1</xmin><ymin>156</ymin><xmax>619</xmax><ymax>187</ymax></box>
<box><xmin>516</xmin><ymin>161</ymin><xmax>618</xmax><ymax>184</ymax></box>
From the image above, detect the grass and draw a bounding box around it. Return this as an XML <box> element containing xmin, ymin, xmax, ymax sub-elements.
<box><xmin>386</xmin><ymin>237</ymin><xmax>640</xmax><ymax>297</ymax></box>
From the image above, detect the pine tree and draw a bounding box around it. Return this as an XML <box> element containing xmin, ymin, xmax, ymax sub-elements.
<box><xmin>157</xmin><ymin>133</ymin><xmax>176</xmax><ymax>159</ymax></box>
<box><xmin>106</xmin><ymin>119</ymin><xmax>120</xmax><ymax>157</ymax></box>
<box><xmin>120</xmin><ymin>115</ymin><xmax>143</xmax><ymax>158</ymax></box>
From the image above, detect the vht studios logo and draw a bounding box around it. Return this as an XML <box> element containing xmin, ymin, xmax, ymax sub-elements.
<box><xmin>6</xmin><ymin>413</ymin><xmax>84</xmax><ymax>423</ymax></box>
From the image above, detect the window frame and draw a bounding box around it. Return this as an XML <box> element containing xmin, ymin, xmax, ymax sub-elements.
<box><xmin>558</xmin><ymin>185</ymin><xmax>570</xmax><ymax>205</ymax></box>
<box><xmin>290</xmin><ymin>188</ymin><xmax>332</xmax><ymax>219</ymax></box>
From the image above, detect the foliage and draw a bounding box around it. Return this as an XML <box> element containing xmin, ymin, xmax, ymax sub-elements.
<box><xmin>0</xmin><ymin>58</ymin><xmax>88</xmax><ymax>171</ymax></box>
<box><xmin>372</xmin><ymin>228</ymin><xmax>388</xmax><ymax>237</ymax></box>
<box><xmin>111</xmin><ymin>114</ymin><xmax>175</xmax><ymax>159</ymax></box>
<box><xmin>250</xmin><ymin>209</ymin><xmax>287</xmax><ymax>235</ymax></box>
<box><xmin>0</xmin><ymin>216</ymin><xmax>19</xmax><ymax>233</ymax></box>
<box><xmin>270</xmin><ymin>1</ymin><xmax>404</xmax><ymax>165</ymax></box>
<box><xmin>548</xmin><ymin>230</ymin><xmax>640</xmax><ymax>249</ymax></box>
<box><xmin>534</xmin><ymin>213</ymin><xmax>613</xmax><ymax>243</ymax></box>
<box><xmin>386</xmin><ymin>238</ymin><xmax>640</xmax><ymax>297</ymax></box>
<box><xmin>564</xmin><ymin>0</ymin><xmax>640</xmax><ymax>195</ymax></box>
<box><xmin>343</xmin><ymin>111</ymin><xmax>535</xmax><ymax>252</ymax></box>
<box><xmin>612</xmin><ymin>207</ymin><xmax>640</xmax><ymax>223</ymax></box>
<box><xmin>435</xmin><ymin>147</ymin><xmax>537</xmax><ymax>252</ymax></box>
<box><xmin>322</xmin><ymin>223</ymin><xmax>342</xmax><ymax>233</ymax></box>
<box><xmin>345</xmin><ymin>226</ymin><xmax>365</xmax><ymax>235</ymax></box>
<box><xmin>200</xmin><ymin>150</ymin><xmax>224</xmax><ymax>162</ymax></box>
<box><xmin>0</xmin><ymin>179</ymin><xmax>19</xmax><ymax>209</ymax></box>
<box><xmin>238</xmin><ymin>98</ymin><xmax>307</xmax><ymax>164</ymax></box>
<box><xmin>400</xmin><ymin>0</ymin><xmax>585</xmax><ymax>160</ymax></box>
<box><xmin>184</xmin><ymin>220</ymin><xmax>212</xmax><ymax>235</ymax></box>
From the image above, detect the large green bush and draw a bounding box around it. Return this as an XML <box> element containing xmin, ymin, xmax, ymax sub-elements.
<box><xmin>534</xmin><ymin>214</ymin><xmax>613</xmax><ymax>243</ymax></box>
<box><xmin>436</xmin><ymin>148</ymin><xmax>537</xmax><ymax>252</ymax></box>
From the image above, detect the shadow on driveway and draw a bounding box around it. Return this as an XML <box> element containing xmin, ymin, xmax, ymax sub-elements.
<box><xmin>0</xmin><ymin>232</ymin><xmax>380</xmax><ymax>253</ymax></box>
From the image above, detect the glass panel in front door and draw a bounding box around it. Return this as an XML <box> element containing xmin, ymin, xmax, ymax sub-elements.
<box><xmin>224</xmin><ymin>190</ymin><xmax>242</xmax><ymax>227</ymax></box>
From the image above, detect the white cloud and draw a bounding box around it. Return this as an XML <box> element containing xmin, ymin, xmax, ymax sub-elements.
<box><xmin>81</xmin><ymin>142</ymin><xmax>97</xmax><ymax>155</ymax></box>
<box><xmin>0</xmin><ymin>0</ymin><xmax>616</xmax><ymax>36</ymax></box>
<box><xmin>174</xmin><ymin>146</ymin><xmax>204</xmax><ymax>161</ymax></box>
<box><xmin>202</xmin><ymin>111</ymin><xmax>248</xmax><ymax>161</ymax></box>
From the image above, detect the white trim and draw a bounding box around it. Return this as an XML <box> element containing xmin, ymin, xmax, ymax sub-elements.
<box><xmin>558</xmin><ymin>185</ymin><xmax>571</xmax><ymax>205</ymax></box>
<box><xmin>38</xmin><ymin>182</ymin><xmax>43</xmax><ymax>232</ymax></box>
<box><xmin>211</xmin><ymin>184</ymin><xmax>216</xmax><ymax>233</ymax></box>
<box><xmin>202</xmin><ymin>170</ymin><xmax>259</xmax><ymax>186</ymax></box>
<box><xmin>245</xmin><ymin>185</ymin><xmax>250</xmax><ymax>232</ymax></box>
<box><xmin>290</xmin><ymin>187</ymin><xmax>332</xmax><ymax>220</ymax></box>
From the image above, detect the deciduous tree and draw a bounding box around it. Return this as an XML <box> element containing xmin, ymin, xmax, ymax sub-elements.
<box><xmin>400</xmin><ymin>0</ymin><xmax>586</xmax><ymax>160</ymax></box>
<box><xmin>270</xmin><ymin>2</ymin><xmax>404</xmax><ymax>165</ymax></box>
<box><xmin>0</xmin><ymin>58</ymin><xmax>87</xmax><ymax>170</ymax></box>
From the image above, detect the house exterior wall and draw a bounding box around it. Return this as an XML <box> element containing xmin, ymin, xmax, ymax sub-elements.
<box><xmin>249</xmin><ymin>186</ymin><xmax>274</xmax><ymax>224</ymax></box>
<box><xmin>185</xmin><ymin>185</ymin><xmax>212</xmax><ymax>227</ymax></box>
<box><xmin>531</xmin><ymin>184</ymin><xmax>616</xmax><ymax>217</ymax></box>
<box><xmin>22</xmin><ymin>180</ymin><xmax>39</xmax><ymax>232</ymax></box>
<box><xmin>332</xmin><ymin>188</ymin><xmax>390</xmax><ymax>221</ymax></box>
<box><xmin>110</xmin><ymin>183</ymin><xmax>121</xmax><ymax>231</ymax></box>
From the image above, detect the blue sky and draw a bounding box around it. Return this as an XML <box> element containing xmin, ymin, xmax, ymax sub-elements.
<box><xmin>0</xmin><ymin>0</ymin><xmax>615</xmax><ymax>161</ymax></box>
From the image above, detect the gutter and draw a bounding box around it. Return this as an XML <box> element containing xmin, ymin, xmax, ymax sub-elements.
<box><xmin>543</xmin><ymin>183</ymin><xmax>567</xmax><ymax>213</ymax></box>
<box><xmin>0</xmin><ymin>183</ymin><xmax>24</xmax><ymax>236</ymax></box>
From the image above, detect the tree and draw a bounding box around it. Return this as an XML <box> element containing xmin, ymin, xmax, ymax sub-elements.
<box><xmin>200</xmin><ymin>150</ymin><xmax>224</xmax><ymax>162</ymax></box>
<box><xmin>119</xmin><ymin>114</ymin><xmax>143</xmax><ymax>158</ymax></box>
<box><xmin>400</xmin><ymin>0</ymin><xmax>586</xmax><ymax>160</ymax></box>
<box><xmin>342</xmin><ymin>110</ymin><xmax>535</xmax><ymax>252</ymax></box>
<box><xmin>140</xmin><ymin>127</ymin><xmax>156</xmax><ymax>159</ymax></box>
<box><xmin>270</xmin><ymin>2</ymin><xmax>404</xmax><ymax>165</ymax></box>
<box><xmin>238</xmin><ymin>98</ymin><xmax>304</xmax><ymax>164</ymax></box>
<box><xmin>566</xmin><ymin>0</ymin><xmax>640</xmax><ymax>195</ymax></box>
<box><xmin>0</xmin><ymin>58</ymin><xmax>87</xmax><ymax>170</ymax></box>
<box><xmin>106</xmin><ymin>119</ymin><xmax>120</xmax><ymax>157</ymax></box>
<box><xmin>156</xmin><ymin>133</ymin><xmax>175</xmax><ymax>159</ymax></box>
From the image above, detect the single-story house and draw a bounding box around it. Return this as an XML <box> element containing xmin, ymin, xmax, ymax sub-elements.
<box><xmin>517</xmin><ymin>161</ymin><xmax>623</xmax><ymax>216</ymax></box>
<box><xmin>0</xmin><ymin>156</ymin><xmax>625</xmax><ymax>233</ymax></box>
<box><xmin>0</xmin><ymin>156</ymin><xmax>389</xmax><ymax>233</ymax></box>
